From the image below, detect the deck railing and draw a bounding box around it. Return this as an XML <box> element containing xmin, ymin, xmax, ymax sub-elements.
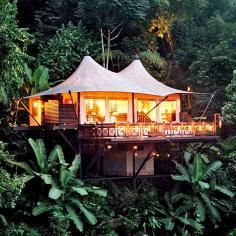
<box><xmin>78</xmin><ymin>120</ymin><xmax>219</xmax><ymax>139</ymax></box>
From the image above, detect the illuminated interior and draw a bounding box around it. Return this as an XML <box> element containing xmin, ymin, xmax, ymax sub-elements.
<box><xmin>159</xmin><ymin>101</ymin><xmax>177</xmax><ymax>122</ymax></box>
<box><xmin>137</xmin><ymin>100</ymin><xmax>156</xmax><ymax>122</ymax></box>
<box><xmin>30</xmin><ymin>98</ymin><xmax>43</xmax><ymax>125</ymax></box>
<box><xmin>85</xmin><ymin>98</ymin><xmax>105</xmax><ymax>123</ymax></box>
<box><xmin>109</xmin><ymin>99</ymin><xmax>128</xmax><ymax>122</ymax></box>
<box><xmin>61</xmin><ymin>92</ymin><xmax>78</xmax><ymax>104</ymax></box>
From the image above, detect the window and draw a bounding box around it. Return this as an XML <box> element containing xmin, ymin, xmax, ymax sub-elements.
<box><xmin>159</xmin><ymin>101</ymin><xmax>177</xmax><ymax>122</ymax></box>
<box><xmin>109</xmin><ymin>99</ymin><xmax>128</xmax><ymax>122</ymax></box>
<box><xmin>85</xmin><ymin>98</ymin><xmax>105</xmax><ymax>123</ymax></box>
<box><xmin>137</xmin><ymin>100</ymin><xmax>156</xmax><ymax>122</ymax></box>
<box><xmin>61</xmin><ymin>93</ymin><xmax>77</xmax><ymax>104</ymax></box>
<box><xmin>29</xmin><ymin>99</ymin><xmax>43</xmax><ymax>125</ymax></box>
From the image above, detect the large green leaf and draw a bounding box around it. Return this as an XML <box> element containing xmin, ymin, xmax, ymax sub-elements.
<box><xmin>85</xmin><ymin>187</ymin><xmax>108</xmax><ymax>197</ymax></box>
<box><xmin>0</xmin><ymin>214</ymin><xmax>7</xmax><ymax>226</ymax></box>
<box><xmin>194</xmin><ymin>197</ymin><xmax>205</xmax><ymax>222</ymax></box>
<box><xmin>41</xmin><ymin>174</ymin><xmax>52</xmax><ymax>185</ymax></box>
<box><xmin>176</xmin><ymin>216</ymin><xmax>203</xmax><ymax>233</ymax></box>
<box><xmin>7</xmin><ymin>160</ymin><xmax>33</xmax><ymax>174</ymax></box>
<box><xmin>214</xmin><ymin>199</ymin><xmax>232</xmax><ymax>212</ymax></box>
<box><xmin>201</xmin><ymin>153</ymin><xmax>209</xmax><ymax>164</ymax></box>
<box><xmin>28</xmin><ymin>138</ymin><xmax>46</xmax><ymax>171</ymax></box>
<box><xmin>171</xmin><ymin>175</ymin><xmax>190</xmax><ymax>182</ymax></box>
<box><xmin>202</xmin><ymin>161</ymin><xmax>222</xmax><ymax>180</ymax></box>
<box><xmin>173</xmin><ymin>161</ymin><xmax>190</xmax><ymax>180</ymax></box>
<box><xmin>184</xmin><ymin>151</ymin><xmax>192</xmax><ymax>162</ymax></box>
<box><xmin>56</xmin><ymin>145</ymin><xmax>67</xmax><ymax>165</ymax></box>
<box><xmin>59</xmin><ymin>166</ymin><xmax>69</xmax><ymax>187</ymax></box>
<box><xmin>214</xmin><ymin>185</ymin><xmax>235</xmax><ymax>198</ymax></box>
<box><xmin>72</xmin><ymin>187</ymin><xmax>88</xmax><ymax>196</ymax></box>
<box><xmin>171</xmin><ymin>193</ymin><xmax>192</xmax><ymax>203</ymax></box>
<box><xmin>192</xmin><ymin>153</ymin><xmax>203</xmax><ymax>183</ymax></box>
<box><xmin>159</xmin><ymin>217</ymin><xmax>175</xmax><ymax>231</ymax></box>
<box><xmin>198</xmin><ymin>181</ymin><xmax>210</xmax><ymax>189</ymax></box>
<box><xmin>74</xmin><ymin>179</ymin><xmax>84</xmax><ymax>187</ymax></box>
<box><xmin>65</xmin><ymin>204</ymin><xmax>83</xmax><ymax>232</ymax></box>
<box><xmin>48</xmin><ymin>187</ymin><xmax>63</xmax><ymax>200</ymax></box>
<box><xmin>47</xmin><ymin>145</ymin><xmax>68</xmax><ymax>172</ymax></box>
<box><xmin>200</xmin><ymin>192</ymin><xmax>221</xmax><ymax>223</ymax></box>
<box><xmin>176</xmin><ymin>202</ymin><xmax>195</xmax><ymax>215</ymax></box>
<box><xmin>69</xmin><ymin>154</ymin><xmax>81</xmax><ymax>175</ymax></box>
<box><xmin>71</xmin><ymin>198</ymin><xmax>97</xmax><ymax>225</ymax></box>
<box><xmin>32</xmin><ymin>202</ymin><xmax>52</xmax><ymax>216</ymax></box>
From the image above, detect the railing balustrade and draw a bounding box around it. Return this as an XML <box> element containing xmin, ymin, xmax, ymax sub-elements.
<box><xmin>78</xmin><ymin>121</ymin><xmax>218</xmax><ymax>139</ymax></box>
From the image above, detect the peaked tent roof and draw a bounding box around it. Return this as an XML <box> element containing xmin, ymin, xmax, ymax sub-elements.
<box><xmin>27</xmin><ymin>56</ymin><xmax>161</xmax><ymax>98</ymax></box>
<box><xmin>27</xmin><ymin>56</ymin><xmax>196</xmax><ymax>99</ymax></box>
<box><xmin>119</xmin><ymin>59</ymin><xmax>192</xmax><ymax>97</ymax></box>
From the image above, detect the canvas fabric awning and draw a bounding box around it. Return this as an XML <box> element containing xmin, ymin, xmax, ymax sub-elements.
<box><xmin>119</xmin><ymin>59</ymin><xmax>194</xmax><ymax>96</ymax></box>
<box><xmin>26</xmin><ymin>56</ymin><xmax>201</xmax><ymax>99</ymax></box>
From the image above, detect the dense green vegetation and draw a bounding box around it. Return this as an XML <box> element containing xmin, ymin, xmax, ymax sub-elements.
<box><xmin>1</xmin><ymin>0</ymin><xmax>236</xmax><ymax>235</ymax></box>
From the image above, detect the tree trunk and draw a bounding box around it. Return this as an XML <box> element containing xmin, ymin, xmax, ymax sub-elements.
<box><xmin>106</xmin><ymin>30</ymin><xmax>111</xmax><ymax>69</ymax></box>
<box><xmin>100</xmin><ymin>27</ymin><xmax>105</xmax><ymax>67</ymax></box>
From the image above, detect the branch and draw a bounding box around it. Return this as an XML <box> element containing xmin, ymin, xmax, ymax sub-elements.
<box><xmin>110</xmin><ymin>24</ymin><xmax>124</xmax><ymax>41</ymax></box>
<box><xmin>110</xmin><ymin>20</ymin><xmax>126</xmax><ymax>35</ymax></box>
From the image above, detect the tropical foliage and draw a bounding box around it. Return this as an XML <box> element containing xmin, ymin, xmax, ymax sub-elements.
<box><xmin>1</xmin><ymin>0</ymin><xmax>236</xmax><ymax>235</ymax></box>
<box><xmin>10</xmin><ymin>138</ymin><xmax>107</xmax><ymax>233</ymax></box>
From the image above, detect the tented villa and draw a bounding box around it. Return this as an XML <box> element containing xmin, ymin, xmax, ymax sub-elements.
<box><xmin>16</xmin><ymin>55</ymin><xmax>221</xmax><ymax>180</ymax></box>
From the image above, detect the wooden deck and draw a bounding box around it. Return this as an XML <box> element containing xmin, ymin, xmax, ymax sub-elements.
<box><xmin>14</xmin><ymin>121</ymin><xmax>220</xmax><ymax>143</ymax></box>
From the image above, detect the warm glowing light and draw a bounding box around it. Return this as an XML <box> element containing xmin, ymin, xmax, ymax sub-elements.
<box><xmin>217</xmin><ymin>152</ymin><xmax>221</xmax><ymax>155</ymax></box>
<box><xmin>135</xmin><ymin>152</ymin><xmax>138</xmax><ymax>156</ymax></box>
<box><xmin>107</xmin><ymin>145</ymin><xmax>112</xmax><ymax>150</ymax></box>
<box><xmin>137</xmin><ymin>100</ymin><xmax>156</xmax><ymax>122</ymax></box>
<box><xmin>109</xmin><ymin>99</ymin><xmax>128</xmax><ymax>122</ymax></box>
<box><xmin>156</xmin><ymin>153</ymin><xmax>160</xmax><ymax>157</ymax></box>
<box><xmin>159</xmin><ymin>101</ymin><xmax>177</xmax><ymax>122</ymax></box>
<box><xmin>33</xmin><ymin>101</ymin><xmax>38</xmax><ymax>108</ymax></box>
<box><xmin>166</xmin><ymin>153</ymin><xmax>170</xmax><ymax>157</ymax></box>
<box><xmin>152</xmin><ymin>152</ymin><xmax>156</xmax><ymax>156</ymax></box>
<box><xmin>30</xmin><ymin>99</ymin><xmax>43</xmax><ymax>125</ymax></box>
<box><xmin>219</xmin><ymin>118</ymin><xmax>222</xmax><ymax>128</ymax></box>
<box><xmin>61</xmin><ymin>92</ymin><xmax>77</xmax><ymax>104</ymax></box>
<box><xmin>85</xmin><ymin>98</ymin><xmax>105</xmax><ymax>123</ymax></box>
<box><xmin>187</xmin><ymin>86</ymin><xmax>191</xmax><ymax>92</ymax></box>
<box><xmin>133</xmin><ymin>145</ymin><xmax>138</xmax><ymax>150</ymax></box>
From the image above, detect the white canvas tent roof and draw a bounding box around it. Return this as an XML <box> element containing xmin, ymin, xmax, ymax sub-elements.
<box><xmin>27</xmin><ymin>56</ymin><xmax>197</xmax><ymax>99</ymax></box>
<box><xmin>119</xmin><ymin>59</ymin><xmax>191</xmax><ymax>97</ymax></box>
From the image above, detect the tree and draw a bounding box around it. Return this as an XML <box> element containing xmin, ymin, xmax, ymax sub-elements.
<box><xmin>11</xmin><ymin>138</ymin><xmax>108</xmax><ymax>233</ymax></box>
<box><xmin>222</xmin><ymin>70</ymin><xmax>236</xmax><ymax>124</ymax></box>
<box><xmin>38</xmin><ymin>22</ymin><xmax>93</xmax><ymax>82</ymax></box>
<box><xmin>0</xmin><ymin>0</ymin><xmax>33</xmax><ymax>102</ymax></box>
<box><xmin>171</xmin><ymin>150</ymin><xmax>234</xmax><ymax>226</ymax></box>
<box><xmin>76</xmin><ymin>0</ymin><xmax>150</xmax><ymax>69</ymax></box>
